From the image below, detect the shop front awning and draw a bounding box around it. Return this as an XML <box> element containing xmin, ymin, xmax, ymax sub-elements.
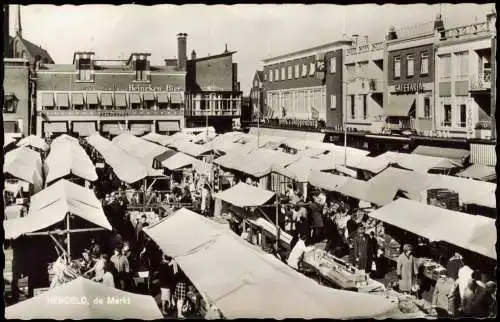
<box><xmin>170</xmin><ymin>93</ymin><xmax>183</xmax><ymax>104</ymax></box>
<box><xmin>129</xmin><ymin>93</ymin><xmax>141</xmax><ymax>104</ymax></box>
<box><xmin>115</xmin><ymin>93</ymin><xmax>127</xmax><ymax>107</ymax></box>
<box><xmin>368</xmin><ymin>198</ymin><xmax>496</xmax><ymax>260</ymax></box>
<box><xmin>160</xmin><ymin>151</ymin><xmax>196</xmax><ymax>170</ymax></box>
<box><xmin>4</xmin><ymin>179</ymin><xmax>112</xmax><ymax>240</ymax></box>
<box><xmin>86</xmin><ymin>93</ymin><xmax>98</xmax><ymax>105</ymax></box>
<box><xmin>101</xmin><ymin>123</ymin><xmax>126</xmax><ymax>135</ymax></box>
<box><xmin>384</xmin><ymin>95</ymin><xmax>415</xmax><ymax>117</ymax></box>
<box><xmin>17</xmin><ymin>135</ymin><xmax>49</xmax><ymax>151</ymax></box>
<box><xmin>71</xmin><ymin>93</ymin><xmax>84</xmax><ymax>105</ymax></box>
<box><xmin>456</xmin><ymin>164</ymin><xmax>496</xmax><ymax>181</ymax></box>
<box><xmin>157</xmin><ymin>93</ymin><xmax>169</xmax><ymax>103</ymax></box>
<box><xmin>412</xmin><ymin>145</ymin><xmax>470</xmax><ymax>165</ymax></box>
<box><xmin>158</xmin><ymin>120</ymin><xmax>180</xmax><ymax>132</ymax></box>
<box><xmin>72</xmin><ymin>122</ymin><xmax>97</xmax><ymax>137</ymax></box>
<box><xmin>41</xmin><ymin>93</ymin><xmax>54</xmax><ymax>107</ymax></box>
<box><xmin>56</xmin><ymin>93</ymin><xmax>69</xmax><ymax>108</ymax></box>
<box><xmin>143</xmin><ymin>92</ymin><xmax>155</xmax><ymax>101</ymax></box>
<box><xmin>144</xmin><ymin>208</ymin><xmax>400</xmax><ymax>319</ymax></box>
<box><xmin>130</xmin><ymin>123</ymin><xmax>151</xmax><ymax>132</ymax></box>
<box><xmin>213</xmin><ymin>182</ymin><xmax>275</xmax><ymax>208</ymax></box>
<box><xmin>4</xmin><ymin>277</ymin><xmax>162</xmax><ymax>320</ymax></box>
<box><xmin>101</xmin><ymin>93</ymin><xmax>113</xmax><ymax>106</ymax></box>
<box><xmin>43</xmin><ymin>122</ymin><xmax>68</xmax><ymax>134</ymax></box>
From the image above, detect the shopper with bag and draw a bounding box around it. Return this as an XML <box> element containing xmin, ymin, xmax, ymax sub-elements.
<box><xmin>396</xmin><ymin>244</ymin><xmax>419</xmax><ymax>294</ymax></box>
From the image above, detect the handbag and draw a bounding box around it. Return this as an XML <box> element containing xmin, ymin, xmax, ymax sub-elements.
<box><xmin>371</xmin><ymin>261</ymin><xmax>377</xmax><ymax>272</ymax></box>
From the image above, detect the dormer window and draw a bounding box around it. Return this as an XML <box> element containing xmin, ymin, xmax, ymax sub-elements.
<box><xmin>78</xmin><ymin>58</ymin><xmax>92</xmax><ymax>81</ymax></box>
<box><xmin>136</xmin><ymin>58</ymin><xmax>148</xmax><ymax>81</ymax></box>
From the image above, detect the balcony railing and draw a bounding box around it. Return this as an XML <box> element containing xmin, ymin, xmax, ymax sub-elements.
<box><xmin>469</xmin><ymin>71</ymin><xmax>492</xmax><ymax>91</ymax></box>
<box><xmin>252</xmin><ymin>118</ymin><xmax>324</xmax><ymax>130</ymax></box>
<box><xmin>443</xmin><ymin>22</ymin><xmax>490</xmax><ymax>39</ymax></box>
<box><xmin>346</xmin><ymin>41</ymin><xmax>385</xmax><ymax>56</ymax></box>
<box><xmin>188</xmin><ymin>109</ymin><xmax>240</xmax><ymax>117</ymax></box>
<box><xmin>40</xmin><ymin>108</ymin><xmax>184</xmax><ymax>117</ymax></box>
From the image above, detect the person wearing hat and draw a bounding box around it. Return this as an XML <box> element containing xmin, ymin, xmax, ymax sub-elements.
<box><xmin>446</xmin><ymin>252</ymin><xmax>464</xmax><ymax>281</ymax></box>
<box><xmin>159</xmin><ymin>255</ymin><xmax>175</xmax><ymax>314</ymax></box>
<box><xmin>396</xmin><ymin>244</ymin><xmax>418</xmax><ymax>294</ymax></box>
<box><xmin>431</xmin><ymin>269</ymin><xmax>456</xmax><ymax>317</ymax></box>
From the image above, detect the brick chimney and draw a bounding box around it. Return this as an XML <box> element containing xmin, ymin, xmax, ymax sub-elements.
<box><xmin>176</xmin><ymin>33</ymin><xmax>187</xmax><ymax>71</ymax></box>
<box><xmin>386</xmin><ymin>26</ymin><xmax>398</xmax><ymax>41</ymax></box>
<box><xmin>191</xmin><ymin>49</ymin><xmax>196</xmax><ymax>60</ymax></box>
<box><xmin>351</xmin><ymin>34</ymin><xmax>359</xmax><ymax>47</ymax></box>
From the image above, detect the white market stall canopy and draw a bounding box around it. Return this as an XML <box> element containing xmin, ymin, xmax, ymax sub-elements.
<box><xmin>374</xmin><ymin>151</ymin><xmax>460</xmax><ymax>173</ymax></box>
<box><xmin>163</xmin><ymin>132</ymin><xmax>197</xmax><ymax>147</ymax></box>
<box><xmin>175</xmin><ymin>140</ymin><xmax>213</xmax><ymax>157</ymax></box>
<box><xmin>144</xmin><ymin>208</ymin><xmax>400</xmax><ymax>319</ymax></box>
<box><xmin>308</xmin><ymin>171</ymin><xmax>350</xmax><ymax>192</ymax></box>
<box><xmin>86</xmin><ymin>134</ymin><xmax>163</xmax><ymax>184</ymax></box>
<box><xmin>3</xmin><ymin>133</ymin><xmax>17</xmax><ymax>148</ymax></box>
<box><xmin>4</xmin><ymin>179</ymin><xmax>112</xmax><ymax>239</ymax></box>
<box><xmin>181</xmin><ymin>126</ymin><xmax>216</xmax><ymax>135</ymax></box>
<box><xmin>45</xmin><ymin>136</ymin><xmax>98</xmax><ymax>184</ymax></box>
<box><xmin>273</xmin><ymin>157</ymin><xmax>336</xmax><ymax>182</ymax></box>
<box><xmin>368</xmin><ymin>198</ymin><xmax>496</xmax><ymax>260</ymax></box>
<box><xmin>213</xmin><ymin>182</ymin><xmax>275</xmax><ymax>208</ymax></box>
<box><xmin>160</xmin><ymin>151</ymin><xmax>197</xmax><ymax>171</ymax></box>
<box><xmin>412</xmin><ymin>145</ymin><xmax>470</xmax><ymax>166</ymax></box>
<box><xmin>17</xmin><ymin>135</ymin><xmax>49</xmax><ymax>151</ymax></box>
<box><xmin>3</xmin><ymin>146</ymin><xmax>44</xmax><ymax>193</ymax></box>
<box><xmin>4</xmin><ymin>277</ymin><xmax>163</xmax><ymax>320</ymax></box>
<box><xmin>112</xmin><ymin>133</ymin><xmax>168</xmax><ymax>167</ymax></box>
<box><xmin>456</xmin><ymin>164</ymin><xmax>496</xmax><ymax>182</ymax></box>
<box><xmin>141</xmin><ymin>132</ymin><xmax>172</xmax><ymax>146</ymax></box>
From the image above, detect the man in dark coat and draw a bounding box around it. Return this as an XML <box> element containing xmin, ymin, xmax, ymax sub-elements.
<box><xmin>446</xmin><ymin>252</ymin><xmax>464</xmax><ymax>281</ymax></box>
<box><xmin>352</xmin><ymin>226</ymin><xmax>369</xmax><ymax>271</ymax></box>
<box><xmin>366</xmin><ymin>231</ymin><xmax>379</xmax><ymax>274</ymax></box>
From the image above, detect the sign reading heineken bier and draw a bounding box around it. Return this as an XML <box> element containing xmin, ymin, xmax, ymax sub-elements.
<box><xmin>395</xmin><ymin>82</ymin><xmax>424</xmax><ymax>93</ymax></box>
<box><xmin>81</xmin><ymin>84</ymin><xmax>183</xmax><ymax>92</ymax></box>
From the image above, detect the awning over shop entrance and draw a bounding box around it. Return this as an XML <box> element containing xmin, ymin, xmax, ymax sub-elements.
<box><xmin>143</xmin><ymin>92</ymin><xmax>155</xmax><ymax>101</ymax></box>
<box><xmin>86</xmin><ymin>93</ymin><xmax>99</xmax><ymax>105</ymax></box>
<box><xmin>71</xmin><ymin>93</ymin><xmax>84</xmax><ymax>105</ymax></box>
<box><xmin>157</xmin><ymin>93</ymin><xmax>169</xmax><ymax>103</ymax></box>
<box><xmin>56</xmin><ymin>93</ymin><xmax>69</xmax><ymax>108</ymax></box>
<box><xmin>43</xmin><ymin>122</ymin><xmax>68</xmax><ymax>134</ymax></box>
<box><xmin>101</xmin><ymin>123</ymin><xmax>126</xmax><ymax>135</ymax></box>
<box><xmin>213</xmin><ymin>182</ymin><xmax>275</xmax><ymax>208</ymax></box>
<box><xmin>72</xmin><ymin>122</ymin><xmax>97</xmax><ymax>137</ymax></box>
<box><xmin>158</xmin><ymin>120</ymin><xmax>180</xmax><ymax>132</ymax></box>
<box><xmin>170</xmin><ymin>93</ymin><xmax>183</xmax><ymax>104</ymax></box>
<box><xmin>129</xmin><ymin>93</ymin><xmax>141</xmax><ymax>104</ymax></box>
<box><xmin>41</xmin><ymin>93</ymin><xmax>54</xmax><ymax>107</ymax></box>
<box><xmin>101</xmin><ymin>93</ymin><xmax>113</xmax><ymax>106</ymax></box>
<box><xmin>384</xmin><ymin>95</ymin><xmax>415</xmax><ymax>117</ymax></box>
<box><xmin>115</xmin><ymin>93</ymin><xmax>127</xmax><ymax>107</ymax></box>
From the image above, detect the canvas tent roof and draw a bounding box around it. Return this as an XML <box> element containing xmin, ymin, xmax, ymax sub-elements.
<box><xmin>375</xmin><ymin>151</ymin><xmax>460</xmax><ymax>173</ymax></box>
<box><xmin>308</xmin><ymin>171</ymin><xmax>350</xmax><ymax>192</ymax></box>
<box><xmin>176</xmin><ymin>140</ymin><xmax>213</xmax><ymax>157</ymax></box>
<box><xmin>3</xmin><ymin>134</ymin><xmax>17</xmax><ymax>148</ymax></box>
<box><xmin>17</xmin><ymin>135</ymin><xmax>49</xmax><ymax>151</ymax></box>
<box><xmin>144</xmin><ymin>208</ymin><xmax>400</xmax><ymax>319</ymax></box>
<box><xmin>4</xmin><ymin>277</ymin><xmax>163</xmax><ymax>320</ymax></box>
<box><xmin>4</xmin><ymin>179</ymin><xmax>111</xmax><ymax>239</ymax></box>
<box><xmin>3</xmin><ymin>147</ymin><xmax>44</xmax><ymax>193</ymax></box>
<box><xmin>160</xmin><ymin>151</ymin><xmax>197</xmax><ymax>170</ymax></box>
<box><xmin>456</xmin><ymin>164</ymin><xmax>496</xmax><ymax>182</ymax></box>
<box><xmin>45</xmin><ymin>137</ymin><xmax>98</xmax><ymax>184</ymax></box>
<box><xmin>274</xmin><ymin>157</ymin><xmax>336</xmax><ymax>182</ymax></box>
<box><xmin>412</xmin><ymin>145</ymin><xmax>470</xmax><ymax>165</ymax></box>
<box><xmin>112</xmin><ymin>133</ymin><xmax>168</xmax><ymax>167</ymax></box>
<box><xmin>368</xmin><ymin>199</ymin><xmax>496</xmax><ymax>260</ymax></box>
<box><xmin>213</xmin><ymin>182</ymin><xmax>275</xmax><ymax>207</ymax></box>
<box><xmin>141</xmin><ymin>132</ymin><xmax>172</xmax><ymax>146</ymax></box>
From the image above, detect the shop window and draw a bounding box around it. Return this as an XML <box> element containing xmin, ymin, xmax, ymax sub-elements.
<box><xmin>330</xmin><ymin>57</ymin><xmax>336</xmax><ymax>74</ymax></box>
<box><xmin>358</xmin><ymin>61</ymin><xmax>369</xmax><ymax>74</ymax></box>
<box><xmin>394</xmin><ymin>56</ymin><xmax>401</xmax><ymax>79</ymax></box>
<box><xmin>459</xmin><ymin>104</ymin><xmax>467</xmax><ymax>127</ymax></box>
<box><xmin>420</xmin><ymin>52</ymin><xmax>429</xmax><ymax>75</ymax></box>
<box><xmin>439</xmin><ymin>54</ymin><xmax>451</xmax><ymax>80</ymax></box>
<box><xmin>78</xmin><ymin>58</ymin><xmax>92</xmax><ymax>81</ymax></box>
<box><xmin>274</xmin><ymin>69</ymin><xmax>279</xmax><ymax>81</ymax></box>
<box><xmin>454</xmin><ymin>51</ymin><xmax>469</xmax><ymax>79</ymax></box>
<box><xmin>281</xmin><ymin>67</ymin><xmax>286</xmax><ymax>81</ymax></box>
<box><xmin>424</xmin><ymin>97</ymin><xmax>431</xmax><ymax>118</ymax></box>
<box><xmin>350</xmin><ymin>95</ymin><xmax>356</xmax><ymax>119</ymax></box>
<box><xmin>3</xmin><ymin>95</ymin><xmax>18</xmax><ymax>113</ymax></box>
<box><xmin>269</xmin><ymin>69</ymin><xmax>273</xmax><ymax>82</ymax></box>
<box><xmin>136</xmin><ymin>59</ymin><xmax>148</xmax><ymax>81</ymax></box>
<box><xmin>295</xmin><ymin>65</ymin><xmax>300</xmax><ymax>78</ymax></box>
<box><xmin>301</xmin><ymin>64</ymin><xmax>308</xmax><ymax>77</ymax></box>
<box><xmin>407</xmin><ymin>54</ymin><xmax>414</xmax><ymax>77</ymax></box>
<box><xmin>287</xmin><ymin>66</ymin><xmax>292</xmax><ymax>80</ymax></box>
<box><xmin>309</xmin><ymin>62</ymin><xmax>316</xmax><ymax>76</ymax></box>
<box><xmin>330</xmin><ymin>95</ymin><xmax>336</xmax><ymax>109</ymax></box>
<box><xmin>443</xmin><ymin>104</ymin><xmax>452</xmax><ymax>126</ymax></box>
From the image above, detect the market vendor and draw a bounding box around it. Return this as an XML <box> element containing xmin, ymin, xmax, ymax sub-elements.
<box><xmin>431</xmin><ymin>269</ymin><xmax>456</xmax><ymax>317</ymax></box>
<box><xmin>396</xmin><ymin>244</ymin><xmax>419</xmax><ymax>295</ymax></box>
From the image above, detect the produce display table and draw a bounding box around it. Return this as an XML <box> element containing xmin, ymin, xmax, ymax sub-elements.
<box><xmin>128</xmin><ymin>211</ymin><xmax>160</xmax><ymax>226</ymax></box>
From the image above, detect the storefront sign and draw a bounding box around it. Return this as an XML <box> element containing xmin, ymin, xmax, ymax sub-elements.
<box><xmin>80</xmin><ymin>84</ymin><xmax>183</xmax><ymax>92</ymax></box>
<box><xmin>394</xmin><ymin>82</ymin><xmax>424</xmax><ymax>93</ymax></box>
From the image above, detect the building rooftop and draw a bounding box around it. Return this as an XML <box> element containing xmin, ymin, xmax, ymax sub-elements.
<box><xmin>9</xmin><ymin>35</ymin><xmax>55</xmax><ymax>63</ymax></box>
<box><xmin>188</xmin><ymin>51</ymin><xmax>236</xmax><ymax>62</ymax></box>
<box><xmin>37</xmin><ymin>63</ymin><xmax>185</xmax><ymax>74</ymax></box>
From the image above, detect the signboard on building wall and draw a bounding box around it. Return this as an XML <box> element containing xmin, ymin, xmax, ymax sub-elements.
<box><xmin>80</xmin><ymin>84</ymin><xmax>184</xmax><ymax>92</ymax></box>
<box><xmin>394</xmin><ymin>82</ymin><xmax>424</xmax><ymax>93</ymax></box>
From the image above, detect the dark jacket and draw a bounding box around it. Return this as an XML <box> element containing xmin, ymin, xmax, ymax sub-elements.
<box><xmin>463</xmin><ymin>283</ymin><xmax>490</xmax><ymax>317</ymax></box>
<box><xmin>353</xmin><ymin>234</ymin><xmax>369</xmax><ymax>262</ymax></box>
<box><xmin>446</xmin><ymin>256</ymin><xmax>464</xmax><ymax>280</ymax></box>
<box><xmin>366</xmin><ymin>236</ymin><xmax>378</xmax><ymax>258</ymax></box>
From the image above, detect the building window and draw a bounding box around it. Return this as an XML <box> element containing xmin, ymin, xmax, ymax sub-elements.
<box><xmin>136</xmin><ymin>59</ymin><xmax>148</xmax><ymax>81</ymax></box>
<box><xmin>295</xmin><ymin>65</ymin><xmax>300</xmax><ymax>78</ymax></box>
<box><xmin>330</xmin><ymin>57</ymin><xmax>336</xmax><ymax>74</ymax></box>
<box><xmin>407</xmin><ymin>54</ymin><xmax>415</xmax><ymax>77</ymax></box>
<box><xmin>3</xmin><ymin>95</ymin><xmax>18</xmax><ymax>113</ymax></box>
<box><xmin>287</xmin><ymin>66</ymin><xmax>292</xmax><ymax>80</ymax></box>
<box><xmin>275</xmin><ymin>69</ymin><xmax>279</xmax><ymax>81</ymax></box>
<box><xmin>269</xmin><ymin>70</ymin><xmax>273</xmax><ymax>82</ymax></box>
<box><xmin>281</xmin><ymin>67</ymin><xmax>286</xmax><ymax>81</ymax></box>
<box><xmin>254</xmin><ymin>80</ymin><xmax>258</xmax><ymax>87</ymax></box>
<box><xmin>439</xmin><ymin>54</ymin><xmax>451</xmax><ymax>80</ymax></box>
<box><xmin>362</xmin><ymin>94</ymin><xmax>367</xmax><ymax>120</ymax></box>
<box><xmin>358</xmin><ymin>61</ymin><xmax>369</xmax><ymax>74</ymax></box>
<box><xmin>444</xmin><ymin>104</ymin><xmax>452</xmax><ymax>126</ymax></box>
<box><xmin>78</xmin><ymin>58</ymin><xmax>92</xmax><ymax>81</ymax></box>
<box><xmin>420</xmin><ymin>52</ymin><xmax>429</xmax><ymax>75</ymax></box>
<box><xmin>454</xmin><ymin>51</ymin><xmax>469</xmax><ymax>79</ymax></box>
<box><xmin>424</xmin><ymin>97</ymin><xmax>430</xmax><ymax>118</ymax></box>
<box><xmin>350</xmin><ymin>95</ymin><xmax>355</xmax><ymax>119</ymax></box>
<box><xmin>346</xmin><ymin>63</ymin><xmax>356</xmax><ymax>77</ymax></box>
<box><xmin>309</xmin><ymin>62</ymin><xmax>316</xmax><ymax>76</ymax></box>
<box><xmin>263</xmin><ymin>73</ymin><xmax>267</xmax><ymax>81</ymax></box>
<box><xmin>459</xmin><ymin>104</ymin><xmax>467</xmax><ymax>127</ymax></box>
<box><xmin>394</xmin><ymin>56</ymin><xmax>401</xmax><ymax>79</ymax></box>
<box><xmin>330</xmin><ymin>95</ymin><xmax>336</xmax><ymax>109</ymax></box>
<box><xmin>301</xmin><ymin>64</ymin><xmax>308</xmax><ymax>77</ymax></box>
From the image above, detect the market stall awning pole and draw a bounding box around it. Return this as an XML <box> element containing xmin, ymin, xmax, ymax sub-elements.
<box><xmin>49</xmin><ymin>233</ymin><xmax>69</xmax><ymax>258</ymax></box>
<box><xmin>25</xmin><ymin>227</ymin><xmax>107</xmax><ymax>236</ymax></box>
<box><xmin>275</xmin><ymin>202</ymin><xmax>280</xmax><ymax>250</ymax></box>
<box><xmin>66</xmin><ymin>214</ymin><xmax>71</xmax><ymax>260</ymax></box>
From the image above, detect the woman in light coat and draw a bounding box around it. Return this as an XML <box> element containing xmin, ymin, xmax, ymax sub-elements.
<box><xmin>396</xmin><ymin>244</ymin><xmax>419</xmax><ymax>293</ymax></box>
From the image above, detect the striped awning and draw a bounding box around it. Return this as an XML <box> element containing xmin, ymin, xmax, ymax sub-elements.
<box><xmin>157</xmin><ymin>93</ymin><xmax>169</xmax><ymax>103</ymax></box>
<box><xmin>170</xmin><ymin>93</ymin><xmax>183</xmax><ymax>104</ymax></box>
<box><xmin>102</xmin><ymin>123</ymin><xmax>126</xmax><ymax>135</ymax></box>
<box><xmin>41</xmin><ymin>93</ymin><xmax>54</xmax><ymax>107</ymax></box>
<box><xmin>72</xmin><ymin>122</ymin><xmax>97</xmax><ymax>137</ymax></box>
<box><xmin>56</xmin><ymin>93</ymin><xmax>69</xmax><ymax>107</ymax></box>
<box><xmin>44</xmin><ymin>122</ymin><xmax>67</xmax><ymax>133</ymax></box>
<box><xmin>130</xmin><ymin>123</ymin><xmax>151</xmax><ymax>131</ymax></box>
<box><xmin>143</xmin><ymin>92</ymin><xmax>155</xmax><ymax>101</ymax></box>
<box><xmin>101</xmin><ymin>93</ymin><xmax>113</xmax><ymax>106</ymax></box>
<box><xmin>86</xmin><ymin>93</ymin><xmax>99</xmax><ymax>105</ymax></box>
<box><xmin>158</xmin><ymin>121</ymin><xmax>180</xmax><ymax>132</ymax></box>
<box><xmin>71</xmin><ymin>93</ymin><xmax>84</xmax><ymax>105</ymax></box>
<box><xmin>115</xmin><ymin>93</ymin><xmax>127</xmax><ymax>107</ymax></box>
<box><xmin>129</xmin><ymin>93</ymin><xmax>141</xmax><ymax>104</ymax></box>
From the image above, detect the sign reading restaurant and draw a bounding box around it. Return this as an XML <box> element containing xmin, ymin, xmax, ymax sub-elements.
<box><xmin>394</xmin><ymin>82</ymin><xmax>424</xmax><ymax>93</ymax></box>
<box><xmin>80</xmin><ymin>84</ymin><xmax>184</xmax><ymax>92</ymax></box>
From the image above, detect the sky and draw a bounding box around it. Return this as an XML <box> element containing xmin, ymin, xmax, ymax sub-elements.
<box><xmin>9</xmin><ymin>3</ymin><xmax>495</xmax><ymax>94</ymax></box>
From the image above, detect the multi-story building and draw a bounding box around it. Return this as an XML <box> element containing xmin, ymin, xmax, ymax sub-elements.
<box><xmin>262</xmin><ymin>39</ymin><xmax>352</xmax><ymax>129</ymax></box>
<box><xmin>34</xmin><ymin>35</ymin><xmax>187</xmax><ymax>137</ymax></box>
<box><xmin>249</xmin><ymin>70</ymin><xmax>265</xmax><ymax>118</ymax></box>
<box><xmin>3</xmin><ymin>58</ymin><xmax>31</xmax><ymax>136</ymax></box>
<box><xmin>435</xmin><ymin>11</ymin><xmax>496</xmax><ymax>139</ymax></box>
<box><xmin>343</xmin><ymin>35</ymin><xmax>385</xmax><ymax>132</ymax></box>
<box><xmin>184</xmin><ymin>45</ymin><xmax>242</xmax><ymax>133</ymax></box>
<box><xmin>384</xmin><ymin>15</ymin><xmax>444</xmax><ymax>134</ymax></box>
